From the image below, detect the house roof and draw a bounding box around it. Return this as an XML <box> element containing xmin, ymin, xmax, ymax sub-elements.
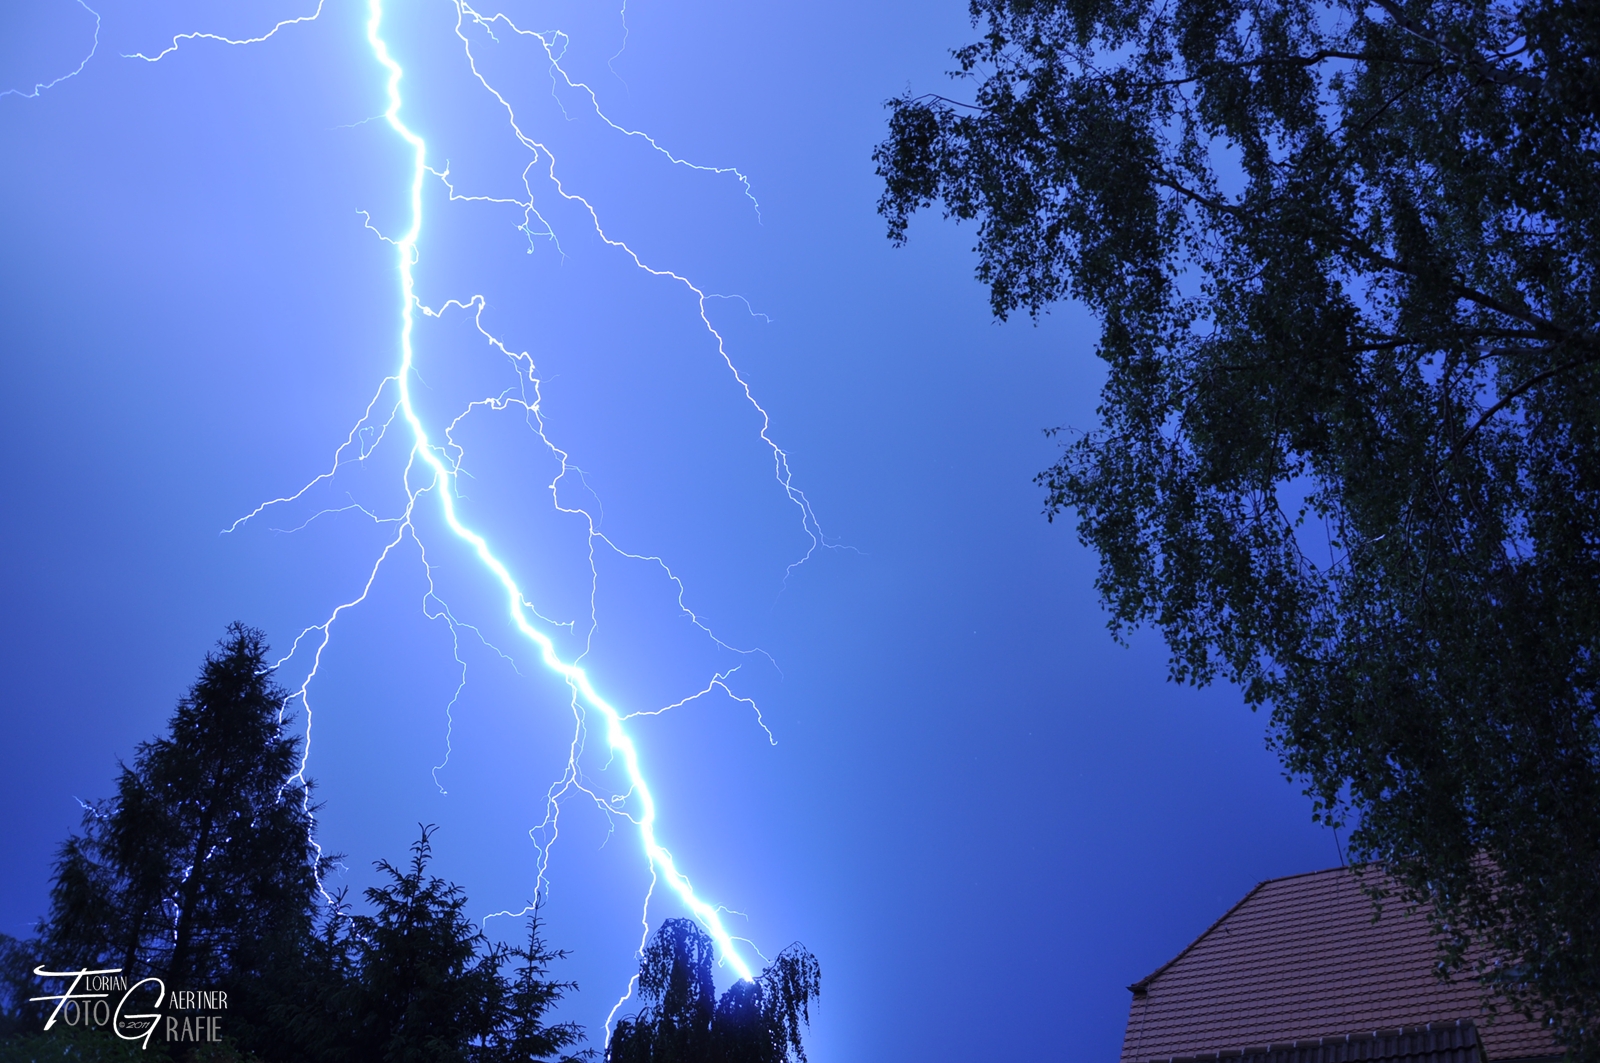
<box><xmin>1164</xmin><ymin>1021</ymin><xmax>1483</xmax><ymax>1063</ymax></box>
<box><xmin>1119</xmin><ymin>866</ymin><xmax>1561</xmax><ymax>1063</ymax></box>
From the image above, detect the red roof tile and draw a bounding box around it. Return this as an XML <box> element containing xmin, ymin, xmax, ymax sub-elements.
<box><xmin>1119</xmin><ymin>867</ymin><xmax>1561</xmax><ymax>1063</ymax></box>
<box><xmin>1166</xmin><ymin>1020</ymin><xmax>1482</xmax><ymax>1063</ymax></box>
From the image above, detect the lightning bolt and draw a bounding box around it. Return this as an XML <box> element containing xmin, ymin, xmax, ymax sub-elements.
<box><xmin>385</xmin><ymin>0</ymin><xmax>761</xmax><ymax>965</ymax></box>
<box><xmin>364</xmin><ymin>0</ymin><xmax>774</xmax><ymax>982</ymax></box>
<box><xmin>0</xmin><ymin>0</ymin><xmax>100</xmax><ymax>101</ymax></box>
<box><xmin>124</xmin><ymin>0</ymin><xmax>828</xmax><ymax>1001</ymax></box>
<box><xmin>126</xmin><ymin>0</ymin><xmax>327</xmax><ymax>63</ymax></box>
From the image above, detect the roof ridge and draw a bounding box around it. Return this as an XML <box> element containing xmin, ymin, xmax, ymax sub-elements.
<box><xmin>1128</xmin><ymin>866</ymin><xmax>1350</xmax><ymax>993</ymax></box>
<box><xmin>1257</xmin><ymin>864</ymin><xmax>1360</xmax><ymax>886</ymax></box>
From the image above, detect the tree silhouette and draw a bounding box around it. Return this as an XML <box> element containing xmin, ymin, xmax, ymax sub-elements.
<box><xmin>494</xmin><ymin>913</ymin><xmax>590</xmax><ymax>1063</ymax></box>
<box><xmin>279</xmin><ymin>828</ymin><xmax>592</xmax><ymax>1063</ymax></box>
<box><xmin>2</xmin><ymin>629</ymin><xmax>594</xmax><ymax>1063</ymax></box>
<box><xmin>878</xmin><ymin>0</ymin><xmax>1600</xmax><ymax>1050</ymax></box>
<box><xmin>40</xmin><ymin>623</ymin><xmax>327</xmax><ymax>1048</ymax></box>
<box><xmin>344</xmin><ymin>827</ymin><xmax>505</xmax><ymax>1062</ymax></box>
<box><xmin>607</xmin><ymin>920</ymin><xmax>817</xmax><ymax>1063</ymax></box>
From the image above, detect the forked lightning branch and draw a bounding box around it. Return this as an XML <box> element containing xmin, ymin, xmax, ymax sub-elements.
<box><xmin>104</xmin><ymin>0</ymin><xmax>824</xmax><ymax>1007</ymax></box>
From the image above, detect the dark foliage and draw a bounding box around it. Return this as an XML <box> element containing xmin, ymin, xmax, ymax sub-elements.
<box><xmin>1</xmin><ymin>629</ymin><xmax>590</xmax><ymax>1063</ymax></box>
<box><xmin>607</xmin><ymin>920</ymin><xmax>818</xmax><ymax>1063</ymax></box>
<box><xmin>0</xmin><ymin>1022</ymin><xmax>162</xmax><ymax>1063</ymax></box>
<box><xmin>0</xmin><ymin>937</ymin><xmax>39</xmax><ymax>1041</ymax></box>
<box><xmin>31</xmin><ymin>624</ymin><xmax>326</xmax><ymax>1049</ymax></box>
<box><xmin>345</xmin><ymin>828</ymin><xmax>507</xmax><ymax>1062</ymax></box>
<box><xmin>876</xmin><ymin>0</ymin><xmax>1600</xmax><ymax>1054</ymax></box>
<box><xmin>495</xmin><ymin>912</ymin><xmax>592</xmax><ymax>1063</ymax></box>
<box><xmin>289</xmin><ymin>828</ymin><xmax>590</xmax><ymax>1063</ymax></box>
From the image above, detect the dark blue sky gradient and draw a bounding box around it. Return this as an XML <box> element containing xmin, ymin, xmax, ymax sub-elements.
<box><xmin>1</xmin><ymin>1</ymin><xmax>1337</xmax><ymax>1059</ymax></box>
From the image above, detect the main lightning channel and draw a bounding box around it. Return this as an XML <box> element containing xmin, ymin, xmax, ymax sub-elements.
<box><xmin>363</xmin><ymin>0</ymin><xmax>755</xmax><ymax>983</ymax></box>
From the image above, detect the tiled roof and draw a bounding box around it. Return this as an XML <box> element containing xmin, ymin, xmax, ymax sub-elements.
<box><xmin>1119</xmin><ymin>867</ymin><xmax>1561</xmax><ymax>1063</ymax></box>
<box><xmin>1163</xmin><ymin>1021</ymin><xmax>1483</xmax><ymax>1063</ymax></box>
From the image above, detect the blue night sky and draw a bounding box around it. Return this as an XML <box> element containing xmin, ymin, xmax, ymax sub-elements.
<box><xmin>1</xmin><ymin>1</ymin><xmax>1337</xmax><ymax>1059</ymax></box>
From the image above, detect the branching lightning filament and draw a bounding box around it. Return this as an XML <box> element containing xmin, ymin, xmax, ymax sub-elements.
<box><xmin>101</xmin><ymin>0</ymin><xmax>832</xmax><ymax>1003</ymax></box>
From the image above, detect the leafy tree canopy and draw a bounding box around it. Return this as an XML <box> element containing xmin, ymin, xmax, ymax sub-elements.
<box><xmin>876</xmin><ymin>0</ymin><xmax>1600</xmax><ymax>1053</ymax></box>
<box><xmin>607</xmin><ymin>920</ymin><xmax>818</xmax><ymax>1063</ymax></box>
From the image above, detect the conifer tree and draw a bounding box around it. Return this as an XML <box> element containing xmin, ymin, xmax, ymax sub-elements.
<box><xmin>5</xmin><ymin>629</ymin><xmax>593</xmax><ymax>1063</ymax></box>
<box><xmin>291</xmin><ymin>828</ymin><xmax>591</xmax><ymax>1063</ymax></box>
<box><xmin>42</xmin><ymin>624</ymin><xmax>325</xmax><ymax>1031</ymax></box>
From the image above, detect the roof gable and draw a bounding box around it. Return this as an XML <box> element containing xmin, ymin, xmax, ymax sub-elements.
<box><xmin>1119</xmin><ymin>867</ymin><xmax>1559</xmax><ymax>1063</ymax></box>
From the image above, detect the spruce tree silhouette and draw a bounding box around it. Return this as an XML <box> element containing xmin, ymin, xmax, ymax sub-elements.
<box><xmin>340</xmin><ymin>826</ymin><xmax>512</xmax><ymax>1062</ymax></box>
<box><xmin>1</xmin><ymin>630</ymin><xmax>594</xmax><ymax>1063</ymax></box>
<box><xmin>40</xmin><ymin>623</ymin><xmax>327</xmax><ymax>1046</ymax></box>
<box><xmin>278</xmin><ymin>827</ymin><xmax>593</xmax><ymax>1063</ymax></box>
